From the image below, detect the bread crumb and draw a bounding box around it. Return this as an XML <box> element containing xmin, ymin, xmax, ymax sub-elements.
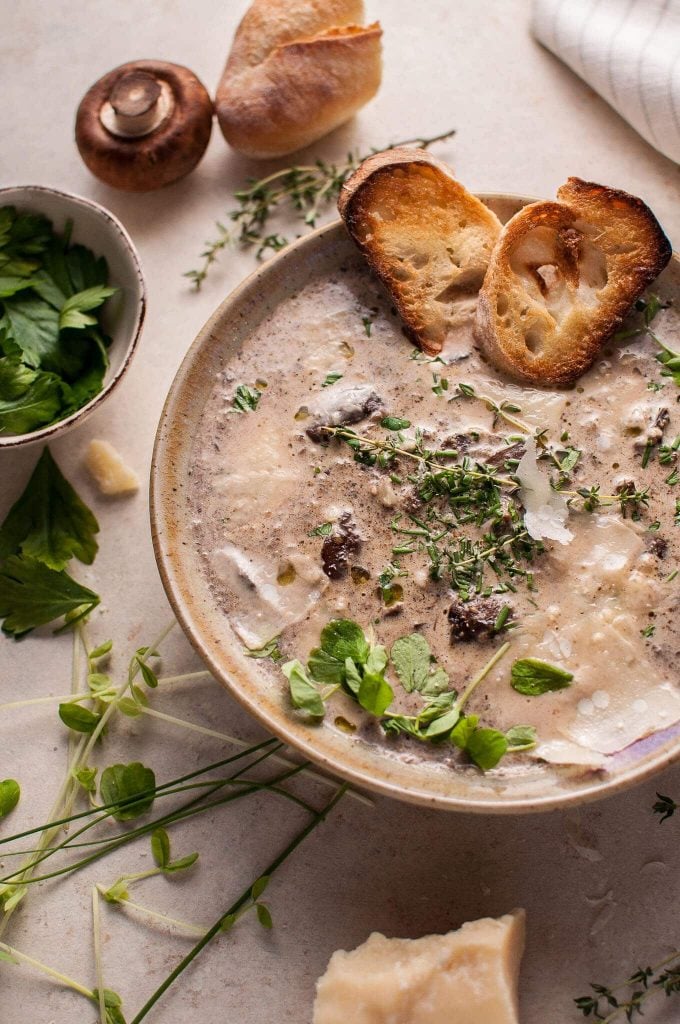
<box><xmin>85</xmin><ymin>440</ymin><xmax>139</xmax><ymax>496</ymax></box>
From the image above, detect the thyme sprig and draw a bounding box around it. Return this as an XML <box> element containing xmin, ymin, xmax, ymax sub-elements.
<box><xmin>185</xmin><ymin>130</ymin><xmax>456</xmax><ymax>288</ymax></box>
<box><xmin>615</xmin><ymin>294</ymin><xmax>679</xmax><ymax>387</ymax></box>
<box><xmin>575</xmin><ymin>953</ymin><xmax>680</xmax><ymax>1021</ymax></box>
<box><xmin>327</xmin><ymin>423</ymin><xmax>644</xmax><ymax>597</ymax></box>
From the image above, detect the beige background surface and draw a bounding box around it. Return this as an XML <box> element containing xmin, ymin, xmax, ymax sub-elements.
<box><xmin>2</xmin><ymin>1</ymin><xmax>680</xmax><ymax>1021</ymax></box>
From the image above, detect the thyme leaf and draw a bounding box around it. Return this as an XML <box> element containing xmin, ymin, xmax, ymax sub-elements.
<box><xmin>185</xmin><ymin>130</ymin><xmax>456</xmax><ymax>289</ymax></box>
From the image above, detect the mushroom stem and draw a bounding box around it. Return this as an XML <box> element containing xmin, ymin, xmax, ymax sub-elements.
<box><xmin>100</xmin><ymin>70</ymin><xmax>174</xmax><ymax>138</ymax></box>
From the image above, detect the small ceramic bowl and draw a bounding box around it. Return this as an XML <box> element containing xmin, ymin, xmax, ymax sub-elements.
<box><xmin>0</xmin><ymin>185</ymin><xmax>146</xmax><ymax>449</ymax></box>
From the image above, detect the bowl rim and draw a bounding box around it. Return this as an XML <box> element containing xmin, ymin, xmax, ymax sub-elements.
<box><xmin>151</xmin><ymin>201</ymin><xmax>680</xmax><ymax>814</ymax></box>
<box><xmin>0</xmin><ymin>184</ymin><xmax>146</xmax><ymax>449</ymax></box>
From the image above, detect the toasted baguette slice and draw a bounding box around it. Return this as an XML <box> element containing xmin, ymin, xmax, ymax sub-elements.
<box><xmin>475</xmin><ymin>177</ymin><xmax>672</xmax><ymax>386</ymax></box>
<box><xmin>338</xmin><ymin>148</ymin><xmax>502</xmax><ymax>355</ymax></box>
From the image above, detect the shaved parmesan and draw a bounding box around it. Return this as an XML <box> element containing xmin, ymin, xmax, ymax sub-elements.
<box><xmin>516</xmin><ymin>437</ymin><xmax>573</xmax><ymax>545</ymax></box>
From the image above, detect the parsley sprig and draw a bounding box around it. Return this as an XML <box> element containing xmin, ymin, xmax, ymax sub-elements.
<box><xmin>185</xmin><ymin>130</ymin><xmax>456</xmax><ymax>289</ymax></box>
<box><xmin>0</xmin><ymin>206</ymin><xmax>117</xmax><ymax>434</ymax></box>
<box><xmin>0</xmin><ymin>447</ymin><xmax>100</xmax><ymax>635</ymax></box>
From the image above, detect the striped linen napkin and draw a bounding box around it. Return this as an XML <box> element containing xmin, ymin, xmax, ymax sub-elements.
<box><xmin>532</xmin><ymin>0</ymin><xmax>680</xmax><ymax>164</ymax></box>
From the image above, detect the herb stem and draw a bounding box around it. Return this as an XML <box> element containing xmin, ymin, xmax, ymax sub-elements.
<box><xmin>92</xmin><ymin>887</ymin><xmax>106</xmax><ymax>1024</ymax></box>
<box><xmin>97</xmin><ymin>886</ymin><xmax>206</xmax><ymax>938</ymax></box>
<box><xmin>0</xmin><ymin>939</ymin><xmax>94</xmax><ymax>999</ymax></box>
<box><xmin>129</xmin><ymin>783</ymin><xmax>348</xmax><ymax>1024</ymax></box>
<box><xmin>325</xmin><ymin>426</ymin><xmax>518</xmax><ymax>489</ymax></box>
<box><xmin>457</xmin><ymin>642</ymin><xmax>511</xmax><ymax>710</ymax></box>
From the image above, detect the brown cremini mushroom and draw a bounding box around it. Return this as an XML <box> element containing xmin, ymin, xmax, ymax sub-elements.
<box><xmin>75</xmin><ymin>61</ymin><xmax>213</xmax><ymax>192</ymax></box>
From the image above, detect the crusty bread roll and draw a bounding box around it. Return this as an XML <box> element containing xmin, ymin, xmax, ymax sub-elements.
<box><xmin>216</xmin><ymin>0</ymin><xmax>382</xmax><ymax>159</ymax></box>
<box><xmin>475</xmin><ymin>177</ymin><xmax>672</xmax><ymax>386</ymax></box>
<box><xmin>339</xmin><ymin>148</ymin><xmax>502</xmax><ymax>355</ymax></box>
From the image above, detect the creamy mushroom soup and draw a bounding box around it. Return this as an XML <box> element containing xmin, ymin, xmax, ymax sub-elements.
<box><xmin>187</xmin><ymin>257</ymin><xmax>679</xmax><ymax>777</ymax></box>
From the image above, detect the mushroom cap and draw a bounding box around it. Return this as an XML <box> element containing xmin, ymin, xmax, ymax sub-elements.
<box><xmin>75</xmin><ymin>60</ymin><xmax>214</xmax><ymax>192</ymax></box>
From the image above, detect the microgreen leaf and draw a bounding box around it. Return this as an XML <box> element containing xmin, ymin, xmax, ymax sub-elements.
<box><xmin>466</xmin><ymin>728</ymin><xmax>509</xmax><ymax>771</ymax></box>
<box><xmin>251</xmin><ymin>875</ymin><xmax>269</xmax><ymax>900</ymax></box>
<box><xmin>58</xmin><ymin>702</ymin><xmax>101</xmax><ymax>734</ymax></box>
<box><xmin>99</xmin><ymin>762</ymin><xmax>156</xmax><ymax>822</ymax></box>
<box><xmin>511</xmin><ymin>658</ymin><xmax>574</xmax><ymax>696</ymax></box>
<box><xmin>0</xmin><ymin>446</ymin><xmax>99</xmax><ymax>569</ymax></box>
<box><xmin>425</xmin><ymin>704</ymin><xmax>461</xmax><ymax>738</ymax></box>
<box><xmin>89</xmin><ymin>639</ymin><xmax>112</xmax><ymax>659</ymax></box>
<box><xmin>322</xmin><ymin>371</ymin><xmax>343</xmax><ymax>388</ymax></box>
<box><xmin>357</xmin><ymin>672</ymin><xmax>394</xmax><ymax>716</ymax></box>
<box><xmin>91</xmin><ymin>988</ymin><xmax>127</xmax><ymax>1024</ymax></box>
<box><xmin>282</xmin><ymin>660</ymin><xmax>325</xmax><ymax>718</ymax></box>
<box><xmin>256</xmin><ymin>903</ymin><xmax>273</xmax><ymax>929</ymax></box>
<box><xmin>165</xmin><ymin>852</ymin><xmax>199</xmax><ymax>873</ymax></box>
<box><xmin>450</xmin><ymin>714</ymin><xmax>479</xmax><ymax>747</ymax></box>
<box><xmin>0</xmin><ymin>555</ymin><xmax>100</xmax><ymax>636</ymax></box>
<box><xmin>391</xmin><ymin>633</ymin><xmax>449</xmax><ymax>695</ymax></box>
<box><xmin>243</xmin><ymin>635</ymin><xmax>282</xmax><ymax>661</ymax></box>
<box><xmin>151</xmin><ymin>827</ymin><xmax>171</xmax><ymax>868</ymax></box>
<box><xmin>136</xmin><ymin>657</ymin><xmax>159</xmax><ymax>689</ymax></box>
<box><xmin>72</xmin><ymin>765</ymin><xmax>98</xmax><ymax>793</ymax></box>
<box><xmin>505</xmin><ymin>725</ymin><xmax>538</xmax><ymax>751</ymax></box>
<box><xmin>0</xmin><ymin>780</ymin><xmax>20</xmax><ymax>818</ymax></box>
<box><xmin>316</xmin><ymin>619</ymin><xmax>370</xmax><ymax>667</ymax></box>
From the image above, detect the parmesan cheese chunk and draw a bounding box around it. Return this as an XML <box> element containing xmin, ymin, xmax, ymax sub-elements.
<box><xmin>85</xmin><ymin>440</ymin><xmax>139</xmax><ymax>496</ymax></box>
<box><xmin>313</xmin><ymin>910</ymin><xmax>525</xmax><ymax>1024</ymax></box>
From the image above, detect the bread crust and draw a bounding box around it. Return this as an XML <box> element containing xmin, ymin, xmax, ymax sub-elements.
<box><xmin>475</xmin><ymin>177</ymin><xmax>672</xmax><ymax>386</ymax></box>
<box><xmin>216</xmin><ymin>0</ymin><xmax>382</xmax><ymax>158</ymax></box>
<box><xmin>339</xmin><ymin>148</ymin><xmax>502</xmax><ymax>355</ymax></box>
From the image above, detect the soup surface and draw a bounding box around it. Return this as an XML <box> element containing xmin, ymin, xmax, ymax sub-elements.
<box><xmin>187</xmin><ymin>253</ymin><xmax>680</xmax><ymax>779</ymax></box>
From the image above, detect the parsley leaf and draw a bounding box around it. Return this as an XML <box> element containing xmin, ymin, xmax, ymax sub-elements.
<box><xmin>391</xmin><ymin>633</ymin><xmax>449</xmax><ymax>695</ymax></box>
<box><xmin>321</xmin><ymin>371</ymin><xmax>343</xmax><ymax>388</ymax></box>
<box><xmin>511</xmin><ymin>658</ymin><xmax>574</xmax><ymax>696</ymax></box>
<box><xmin>100</xmin><ymin>762</ymin><xmax>156</xmax><ymax>822</ymax></box>
<box><xmin>0</xmin><ymin>447</ymin><xmax>99</xmax><ymax>569</ymax></box>
<box><xmin>1</xmin><ymin>296</ymin><xmax>60</xmax><ymax>368</ymax></box>
<box><xmin>0</xmin><ymin>369</ymin><xmax>62</xmax><ymax>433</ymax></box>
<box><xmin>231</xmin><ymin>383</ymin><xmax>262</xmax><ymax>413</ymax></box>
<box><xmin>308</xmin><ymin>522</ymin><xmax>333</xmax><ymax>537</ymax></box>
<box><xmin>0</xmin><ymin>555</ymin><xmax>100</xmax><ymax>636</ymax></box>
<box><xmin>58</xmin><ymin>285</ymin><xmax>117</xmax><ymax>331</ymax></box>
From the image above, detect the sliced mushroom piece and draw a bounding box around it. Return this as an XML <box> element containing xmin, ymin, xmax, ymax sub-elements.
<box><xmin>305</xmin><ymin>384</ymin><xmax>382</xmax><ymax>443</ymax></box>
<box><xmin>448</xmin><ymin>595</ymin><xmax>505</xmax><ymax>642</ymax></box>
<box><xmin>321</xmin><ymin>513</ymin><xmax>362</xmax><ymax>579</ymax></box>
<box><xmin>75</xmin><ymin>61</ymin><xmax>213</xmax><ymax>191</ymax></box>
